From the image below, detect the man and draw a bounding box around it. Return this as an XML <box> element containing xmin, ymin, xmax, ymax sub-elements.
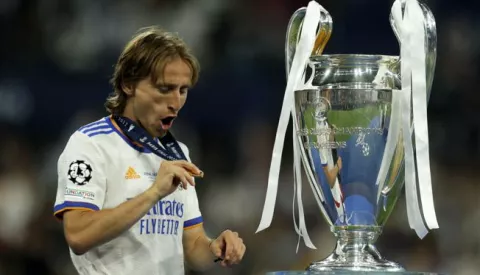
<box><xmin>53</xmin><ymin>26</ymin><xmax>246</xmax><ymax>275</ymax></box>
<box><xmin>313</xmin><ymin>106</ymin><xmax>345</xmax><ymax>223</ymax></box>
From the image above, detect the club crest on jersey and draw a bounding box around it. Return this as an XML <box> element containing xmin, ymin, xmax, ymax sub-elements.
<box><xmin>68</xmin><ymin>160</ymin><xmax>93</xmax><ymax>185</ymax></box>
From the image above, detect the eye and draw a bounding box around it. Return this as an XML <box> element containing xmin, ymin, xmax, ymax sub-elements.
<box><xmin>157</xmin><ymin>86</ymin><xmax>170</xmax><ymax>93</ymax></box>
<box><xmin>180</xmin><ymin>88</ymin><xmax>189</xmax><ymax>95</ymax></box>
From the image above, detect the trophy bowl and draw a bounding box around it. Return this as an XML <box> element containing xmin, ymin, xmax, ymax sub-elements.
<box><xmin>295</xmin><ymin>54</ymin><xmax>405</xmax><ymax>272</ymax></box>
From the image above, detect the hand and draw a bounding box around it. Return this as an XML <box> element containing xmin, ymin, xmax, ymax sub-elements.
<box><xmin>210</xmin><ymin>230</ymin><xmax>246</xmax><ymax>267</ymax></box>
<box><xmin>151</xmin><ymin>160</ymin><xmax>202</xmax><ymax>199</ymax></box>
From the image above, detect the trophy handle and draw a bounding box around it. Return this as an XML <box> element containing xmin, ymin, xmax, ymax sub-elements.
<box><xmin>380</xmin><ymin>0</ymin><xmax>437</xmax><ymax>198</ymax></box>
<box><xmin>389</xmin><ymin>0</ymin><xmax>437</xmax><ymax>96</ymax></box>
<box><xmin>420</xmin><ymin>1</ymin><xmax>437</xmax><ymax>98</ymax></box>
<box><xmin>285</xmin><ymin>7</ymin><xmax>307</xmax><ymax>77</ymax></box>
<box><xmin>285</xmin><ymin>6</ymin><xmax>333</xmax><ymax>78</ymax></box>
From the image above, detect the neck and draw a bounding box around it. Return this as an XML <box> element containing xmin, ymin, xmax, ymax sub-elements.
<box><xmin>121</xmin><ymin>103</ymin><xmax>136</xmax><ymax>123</ymax></box>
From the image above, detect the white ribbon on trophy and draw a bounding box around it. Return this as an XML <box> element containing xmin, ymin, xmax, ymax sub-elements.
<box><xmin>256</xmin><ymin>0</ymin><xmax>321</xmax><ymax>250</ymax></box>
<box><xmin>377</xmin><ymin>0</ymin><xmax>439</xmax><ymax>238</ymax></box>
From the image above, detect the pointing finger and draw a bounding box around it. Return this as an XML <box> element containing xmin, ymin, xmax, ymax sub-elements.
<box><xmin>174</xmin><ymin>161</ymin><xmax>203</xmax><ymax>177</ymax></box>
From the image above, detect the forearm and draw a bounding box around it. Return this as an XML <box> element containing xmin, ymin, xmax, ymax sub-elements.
<box><xmin>184</xmin><ymin>234</ymin><xmax>216</xmax><ymax>271</ymax></box>
<box><xmin>64</xmin><ymin>187</ymin><xmax>160</xmax><ymax>254</ymax></box>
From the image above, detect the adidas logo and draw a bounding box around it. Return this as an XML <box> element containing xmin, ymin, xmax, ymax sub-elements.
<box><xmin>125</xmin><ymin>167</ymin><xmax>140</xmax><ymax>179</ymax></box>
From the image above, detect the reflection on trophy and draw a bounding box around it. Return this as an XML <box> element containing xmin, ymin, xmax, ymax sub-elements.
<box><xmin>257</xmin><ymin>0</ymin><xmax>440</xmax><ymax>273</ymax></box>
<box><xmin>311</xmin><ymin>99</ymin><xmax>346</xmax><ymax>224</ymax></box>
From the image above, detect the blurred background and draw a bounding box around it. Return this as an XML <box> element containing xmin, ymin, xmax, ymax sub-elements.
<box><xmin>0</xmin><ymin>0</ymin><xmax>479</xmax><ymax>274</ymax></box>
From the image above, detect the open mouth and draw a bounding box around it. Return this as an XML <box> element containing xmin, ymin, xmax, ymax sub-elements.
<box><xmin>160</xmin><ymin>116</ymin><xmax>176</xmax><ymax>130</ymax></box>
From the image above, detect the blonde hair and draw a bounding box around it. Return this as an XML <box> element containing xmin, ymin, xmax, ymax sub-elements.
<box><xmin>105</xmin><ymin>26</ymin><xmax>200</xmax><ymax>114</ymax></box>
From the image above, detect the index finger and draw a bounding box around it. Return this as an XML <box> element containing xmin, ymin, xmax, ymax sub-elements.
<box><xmin>173</xmin><ymin>160</ymin><xmax>203</xmax><ymax>177</ymax></box>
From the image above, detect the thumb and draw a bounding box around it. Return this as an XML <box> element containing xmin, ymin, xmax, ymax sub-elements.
<box><xmin>210</xmin><ymin>239</ymin><xmax>224</xmax><ymax>258</ymax></box>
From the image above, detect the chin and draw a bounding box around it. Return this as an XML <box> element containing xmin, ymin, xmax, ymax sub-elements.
<box><xmin>152</xmin><ymin>128</ymin><xmax>166</xmax><ymax>138</ymax></box>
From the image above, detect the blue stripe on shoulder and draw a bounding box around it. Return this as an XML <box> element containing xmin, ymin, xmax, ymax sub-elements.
<box><xmin>82</xmin><ymin>124</ymin><xmax>111</xmax><ymax>134</ymax></box>
<box><xmin>88</xmin><ymin>129</ymin><xmax>115</xmax><ymax>137</ymax></box>
<box><xmin>78</xmin><ymin>118</ymin><xmax>109</xmax><ymax>132</ymax></box>
<box><xmin>76</xmin><ymin>117</ymin><xmax>114</xmax><ymax>138</ymax></box>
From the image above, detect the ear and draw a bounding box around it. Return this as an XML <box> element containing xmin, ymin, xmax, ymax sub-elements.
<box><xmin>122</xmin><ymin>83</ymin><xmax>135</xmax><ymax>96</ymax></box>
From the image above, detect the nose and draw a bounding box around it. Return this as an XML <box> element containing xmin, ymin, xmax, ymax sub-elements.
<box><xmin>167</xmin><ymin>89</ymin><xmax>182</xmax><ymax>113</ymax></box>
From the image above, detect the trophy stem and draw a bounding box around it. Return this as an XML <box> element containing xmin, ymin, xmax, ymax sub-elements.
<box><xmin>306</xmin><ymin>226</ymin><xmax>405</xmax><ymax>272</ymax></box>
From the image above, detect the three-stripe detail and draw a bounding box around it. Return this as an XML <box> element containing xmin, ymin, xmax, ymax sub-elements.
<box><xmin>78</xmin><ymin>119</ymin><xmax>114</xmax><ymax>137</ymax></box>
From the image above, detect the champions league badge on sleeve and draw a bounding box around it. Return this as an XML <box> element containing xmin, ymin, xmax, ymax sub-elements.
<box><xmin>68</xmin><ymin>160</ymin><xmax>93</xmax><ymax>186</ymax></box>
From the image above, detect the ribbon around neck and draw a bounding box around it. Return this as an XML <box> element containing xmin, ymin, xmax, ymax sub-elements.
<box><xmin>256</xmin><ymin>0</ymin><xmax>321</xmax><ymax>245</ymax></box>
<box><xmin>391</xmin><ymin>0</ymin><xmax>439</xmax><ymax>238</ymax></box>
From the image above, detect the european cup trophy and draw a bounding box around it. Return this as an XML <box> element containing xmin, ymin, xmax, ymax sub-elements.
<box><xmin>257</xmin><ymin>0</ymin><xmax>440</xmax><ymax>274</ymax></box>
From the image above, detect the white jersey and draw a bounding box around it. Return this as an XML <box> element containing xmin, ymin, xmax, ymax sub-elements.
<box><xmin>53</xmin><ymin>116</ymin><xmax>203</xmax><ymax>275</ymax></box>
<box><xmin>316</xmin><ymin>120</ymin><xmax>345</xmax><ymax>221</ymax></box>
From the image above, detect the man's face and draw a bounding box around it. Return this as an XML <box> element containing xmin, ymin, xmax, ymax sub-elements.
<box><xmin>127</xmin><ymin>57</ymin><xmax>192</xmax><ymax>137</ymax></box>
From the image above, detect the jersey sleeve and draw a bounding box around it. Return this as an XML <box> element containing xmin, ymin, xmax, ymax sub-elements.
<box><xmin>179</xmin><ymin>142</ymin><xmax>203</xmax><ymax>230</ymax></box>
<box><xmin>53</xmin><ymin>132</ymin><xmax>107</xmax><ymax>220</ymax></box>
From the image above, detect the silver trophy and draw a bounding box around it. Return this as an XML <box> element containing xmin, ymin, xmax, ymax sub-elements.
<box><xmin>259</xmin><ymin>0</ymin><xmax>440</xmax><ymax>274</ymax></box>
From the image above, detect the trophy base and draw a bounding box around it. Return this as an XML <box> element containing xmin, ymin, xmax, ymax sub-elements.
<box><xmin>307</xmin><ymin>226</ymin><xmax>404</xmax><ymax>273</ymax></box>
<box><xmin>306</xmin><ymin>254</ymin><xmax>403</xmax><ymax>272</ymax></box>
